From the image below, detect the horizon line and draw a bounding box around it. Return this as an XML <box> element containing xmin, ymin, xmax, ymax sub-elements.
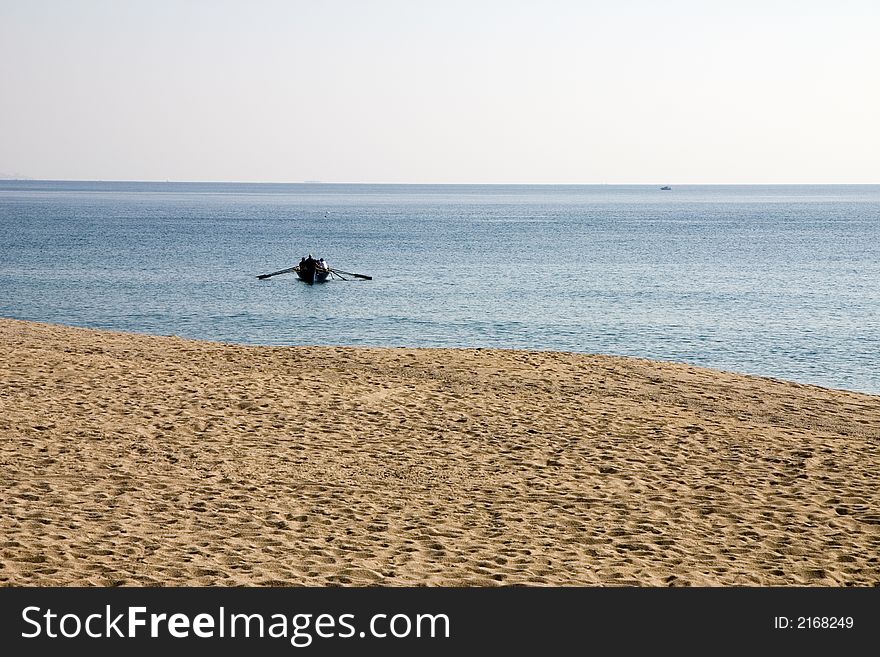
<box><xmin>2</xmin><ymin>178</ymin><xmax>879</xmax><ymax>186</ymax></box>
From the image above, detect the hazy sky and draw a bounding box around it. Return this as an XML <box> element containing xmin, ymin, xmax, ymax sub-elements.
<box><xmin>1</xmin><ymin>0</ymin><xmax>878</xmax><ymax>183</ymax></box>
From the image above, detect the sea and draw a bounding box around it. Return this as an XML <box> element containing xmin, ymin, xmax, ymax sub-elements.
<box><xmin>1</xmin><ymin>181</ymin><xmax>878</xmax><ymax>394</ymax></box>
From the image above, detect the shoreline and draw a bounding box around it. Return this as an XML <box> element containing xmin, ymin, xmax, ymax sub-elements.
<box><xmin>1</xmin><ymin>317</ymin><xmax>878</xmax><ymax>586</ymax></box>
<box><xmin>4</xmin><ymin>317</ymin><xmax>874</xmax><ymax>398</ymax></box>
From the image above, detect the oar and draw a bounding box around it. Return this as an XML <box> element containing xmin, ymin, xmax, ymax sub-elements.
<box><xmin>330</xmin><ymin>268</ymin><xmax>372</xmax><ymax>280</ymax></box>
<box><xmin>257</xmin><ymin>265</ymin><xmax>298</xmax><ymax>280</ymax></box>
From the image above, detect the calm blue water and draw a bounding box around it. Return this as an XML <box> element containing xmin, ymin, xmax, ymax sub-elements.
<box><xmin>1</xmin><ymin>181</ymin><xmax>878</xmax><ymax>394</ymax></box>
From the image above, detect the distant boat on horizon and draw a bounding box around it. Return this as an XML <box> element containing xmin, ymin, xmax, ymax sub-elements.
<box><xmin>660</xmin><ymin>185</ymin><xmax>672</xmax><ymax>190</ymax></box>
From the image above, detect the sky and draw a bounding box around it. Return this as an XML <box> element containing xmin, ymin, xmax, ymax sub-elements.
<box><xmin>1</xmin><ymin>0</ymin><xmax>878</xmax><ymax>183</ymax></box>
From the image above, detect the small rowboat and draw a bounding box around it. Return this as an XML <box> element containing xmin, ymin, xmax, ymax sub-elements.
<box><xmin>256</xmin><ymin>257</ymin><xmax>372</xmax><ymax>283</ymax></box>
<box><xmin>294</xmin><ymin>256</ymin><xmax>329</xmax><ymax>285</ymax></box>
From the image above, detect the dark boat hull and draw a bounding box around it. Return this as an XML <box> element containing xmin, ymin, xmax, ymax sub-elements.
<box><xmin>296</xmin><ymin>268</ymin><xmax>330</xmax><ymax>284</ymax></box>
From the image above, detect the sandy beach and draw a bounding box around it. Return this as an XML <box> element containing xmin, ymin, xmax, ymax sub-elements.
<box><xmin>0</xmin><ymin>317</ymin><xmax>877</xmax><ymax>586</ymax></box>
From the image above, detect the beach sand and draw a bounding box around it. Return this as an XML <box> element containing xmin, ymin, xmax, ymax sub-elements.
<box><xmin>1</xmin><ymin>318</ymin><xmax>878</xmax><ymax>586</ymax></box>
